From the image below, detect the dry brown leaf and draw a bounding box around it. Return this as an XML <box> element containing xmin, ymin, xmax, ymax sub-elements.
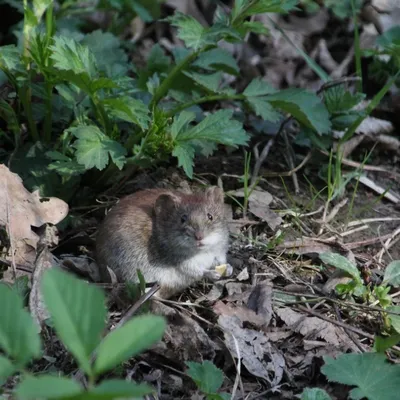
<box><xmin>247</xmin><ymin>282</ymin><xmax>274</xmax><ymax>328</ymax></box>
<box><xmin>218</xmin><ymin>314</ymin><xmax>285</xmax><ymax>387</ymax></box>
<box><xmin>0</xmin><ymin>165</ymin><xmax>68</xmax><ymax>270</ymax></box>
<box><xmin>275</xmin><ymin>307</ymin><xmax>350</xmax><ymax>349</ymax></box>
<box><xmin>213</xmin><ymin>301</ymin><xmax>266</xmax><ymax>327</ymax></box>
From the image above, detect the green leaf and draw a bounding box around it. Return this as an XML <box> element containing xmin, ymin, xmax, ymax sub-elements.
<box><xmin>102</xmin><ymin>97</ymin><xmax>150</xmax><ymax>129</ymax></box>
<box><xmin>244</xmin><ymin>78</ymin><xmax>277</xmax><ymax>96</ymax></box>
<box><xmin>0</xmin><ymin>356</ymin><xmax>15</xmax><ymax>385</ymax></box>
<box><xmin>246</xmin><ymin>97</ymin><xmax>282</xmax><ymax>122</ymax></box>
<box><xmin>319</xmin><ymin>252</ymin><xmax>361</xmax><ymax>282</ymax></box>
<box><xmin>265</xmin><ymin>88</ymin><xmax>331</xmax><ymax>134</ymax></box>
<box><xmin>32</xmin><ymin>0</ymin><xmax>52</xmax><ymax>20</ymax></box>
<box><xmin>186</xmin><ymin>360</ymin><xmax>224</xmax><ymax>394</ymax></box>
<box><xmin>322</xmin><ymin>352</ymin><xmax>400</xmax><ymax>400</ymax></box>
<box><xmin>15</xmin><ymin>376</ymin><xmax>83</xmax><ymax>400</ymax></box>
<box><xmin>374</xmin><ymin>334</ymin><xmax>400</xmax><ymax>353</ymax></box>
<box><xmin>172</xmin><ymin>143</ymin><xmax>195</xmax><ymax>178</ymax></box>
<box><xmin>376</xmin><ymin>26</ymin><xmax>400</xmax><ymax>49</ymax></box>
<box><xmin>94</xmin><ymin>315</ymin><xmax>165</xmax><ymax>375</ymax></box>
<box><xmin>176</xmin><ymin>109</ymin><xmax>249</xmax><ymax>147</ymax></box>
<box><xmin>193</xmin><ymin>48</ymin><xmax>239</xmax><ymax>75</ymax></box>
<box><xmin>166</xmin><ymin>12</ymin><xmax>208</xmax><ymax>51</ymax></box>
<box><xmin>41</xmin><ymin>268</ymin><xmax>107</xmax><ymax>376</ymax></box>
<box><xmin>170</xmin><ymin>111</ymin><xmax>196</xmax><ymax>139</ymax></box>
<box><xmin>387</xmin><ymin>306</ymin><xmax>400</xmax><ymax>334</ymax></box>
<box><xmin>324</xmin><ymin>85</ymin><xmax>365</xmax><ymax>114</ymax></box>
<box><xmin>0</xmin><ymin>45</ymin><xmax>24</xmax><ymax>74</ymax></box>
<box><xmin>184</xmin><ymin>71</ymin><xmax>223</xmax><ymax>92</ymax></box>
<box><xmin>147</xmin><ymin>44</ymin><xmax>171</xmax><ymax>72</ymax></box>
<box><xmin>0</xmin><ymin>284</ymin><xmax>41</xmax><ymax>366</ymax></box>
<box><xmin>301</xmin><ymin>387</ymin><xmax>332</xmax><ymax>400</ymax></box>
<box><xmin>51</xmin><ymin>36</ymin><xmax>98</xmax><ymax>78</ymax></box>
<box><xmin>86</xmin><ymin>379</ymin><xmax>154</xmax><ymax>398</ymax></box>
<box><xmin>383</xmin><ymin>261</ymin><xmax>400</xmax><ymax>287</ymax></box>
<box><xmin>0</xmin><ymin>99</ymin><xmax>20</xmax><ymax>138</ymax></box>
<box><xmin>71</xmin><ymin>125</ymin><xmax>127</xmax><ymax>170</ymax></box>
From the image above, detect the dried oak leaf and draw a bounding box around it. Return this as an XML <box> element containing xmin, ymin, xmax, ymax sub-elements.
<box><xmin>0</xmin><ymin>165</ymin><xmax>68</xmax><ymax>270</ymax></box>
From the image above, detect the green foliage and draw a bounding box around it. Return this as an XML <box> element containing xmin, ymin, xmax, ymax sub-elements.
<box><xmin>300</xmin><ymin>388</ymin><xmax>332</xmax><ymax>400</ymax></box>
<box><xmin>0</xmin><ymin>268</ymin><xmax>165</xmax><ymax>399</ymax></box>
<box><xmin>0</xmin><ymin>0</ymin><xmax>339</xmax><ymax>197</ymax></box>
<box><xmin>321</xmin><ymin>352</ymin><xmax>400</xmax><ymax>400</ymax></box>
<box><xmin>186</xmin><ymin>361</ymin><xmax>230</xmax><ymax>400</ymax></box>
<box><xmin>319</xmin><ymin>252</ymin><xmax>362</xmax><ymax>284</ymax></box>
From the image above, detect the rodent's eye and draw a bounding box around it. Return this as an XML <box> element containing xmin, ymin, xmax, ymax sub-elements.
<box><xmin>181</xmin><ymin>214</ymin><xmax>188</xmax><ymax>223</ymax></box>
<box><xmin>207</xmin><ymin>213</ymin><xmax>213</xmax><ymax>221</ymax></box>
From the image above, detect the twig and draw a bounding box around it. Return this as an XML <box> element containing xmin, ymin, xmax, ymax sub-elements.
<box><xmin>374</xmin><ymin>226</ymin><xmax>400</xmax><ymax>263</ymax></box>
<box><xmin>230</xmin><ymin>333</ymin><xmax>243</xmax><ymax>400</ymax></box>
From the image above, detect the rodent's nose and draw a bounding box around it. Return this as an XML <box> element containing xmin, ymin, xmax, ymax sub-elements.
<box><xmin>195</xmin><ymin>232</ymin><xmax>204</xmax><ymax>241</ymax></box>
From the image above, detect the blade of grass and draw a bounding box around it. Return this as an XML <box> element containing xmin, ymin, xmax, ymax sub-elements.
<box><xmin>351</xmin><ymin>0</ymin><xmax>362</xmax><ymax>92</ymax></box>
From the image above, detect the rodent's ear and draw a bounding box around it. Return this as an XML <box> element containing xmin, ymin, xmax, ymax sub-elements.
<box><xmin>154</xmin><ymin>194</ymin><xmax>179</xmax><ymax>215</ymax></box>
<box><xmin>205</xmin><ymin>186</ymin><xmax>224</xmax><ymax>204</ymax></box>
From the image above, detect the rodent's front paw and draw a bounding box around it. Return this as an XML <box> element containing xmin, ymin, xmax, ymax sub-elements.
<box><xmin>203</xmin><ymin>263</ymin><xmax>233</xmax><ymax>281</ymax></box>
<box><xmin>203</xmin><ymin>269</ymin><xmax>223</xmax><ymax>282</ymax></box>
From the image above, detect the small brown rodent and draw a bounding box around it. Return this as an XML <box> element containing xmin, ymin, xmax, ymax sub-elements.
<box><xmin>96</xmin><ymin>186</ymin><xmax>230</xmax><ymax>298</ymax></box>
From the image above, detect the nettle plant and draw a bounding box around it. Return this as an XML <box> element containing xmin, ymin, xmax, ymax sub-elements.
<box><xmin>0</xmin><ymin>0</ymin><xmax>338</xmax><ymax>200</ymax></box>
<box><xmin>0</xmin><ymin>267</ymin><xmax>166</xmax><ymax>399</ymax></box>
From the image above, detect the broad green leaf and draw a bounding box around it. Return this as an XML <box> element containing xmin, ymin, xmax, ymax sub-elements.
<box><xmin>71</xmin><ymin>125</ymin><xmax>127</xmax><ymax>170</ymax></box>
<box><xmin>186</xmin><ymin>360</ymin><xmax>224</xmax><ymax>393</ymax></box>
<box><xmin>94</xmin><ymin>315</ymin><xmax>165</xmax><ymax>375</ymax></box>
<box><xmin>86</xmin><ymin>379</ymin><xmax>154</xmax><ymax>398</ymax></box>
<box><xmin>41</xmin><ymin>268</ymin><xmax>107</xmax><ymax>376</ymax></box>
<box><xmin>0</xmin><ymin>284</ymin><xmax>41</xmax><ymax>366</ymax></box>
<box><xmin>102</xmin><ymin>97</ymin><xmax>150</xmax><ymax>129</ymax></box>
<box><xmin>376</xmin><ymin>26</ymin><xmax>400</xmax><ymax>49</ymax></box>
<box><xmin>51</xmin><ymin>36</ymin><xmax>98</xmax><ymax>78</ymax></box>
<box><xmin>176</xmin><ymin>109</ymin><xmax>249</xmax><ymax>147</ymax></box>
<box><xmin>194</xmin><ymin>48</ymin><xmax>239</xmax><ymax>75</ymax></box>
<box><xmin>172</xmin><ymin>143</ymin><xmax>195</xmax><ymax>178</ymax></box>
<box><xmin>319</xmin><ymin>252</ymin><xmax>361</xmax><ymax>282</ymax></box>
<box><xmin>387</xmin><ymin>306</ymin><xmax>400</xmax><ymax>334</ymax></box>
<box><xmin>301</xmin><ymin>387</ymin><xmax>332</xmax><ymax>400</ymax></box>
<box><xmin>324</xmin><ymin>86</ymin><xmax>365</xmax><ymax>114</ymax></box>
<box><xmin>0</xmin><ymin>356</ymin><xmax>15</xmax><ymax>385</ymax></box>
<box><xmin>266</xmin><ymin>88</ymin><xmax>331</xmax><ymax>134</ymax></box>
<box><xmin>374</xmin><ymin>334</ymin><xmax>400</xmax><ymax>353</ymax></box>
<box><xmin>322</xmin><ymin>352</ymin><xmax>400</xmax><ymax>400</ymax></box>
<box><xmin>171</xmin><ymin>111</ymin><xmax>196</xmax><ymax>139</ymax></box>
<box><xmin>383</xmin><ymin>261</ymin><xmax>400</xmax><ymax>287</ymax></box>
<box><xmin>184</xmin><ymin>71</ymin><xmax>222</xmax><ymax>92</ymax></box>
<box><xmin>244</xmin><ymin>78</ymin><xmax>277</xmax><ymax>96</ymax></box>
<box><xmin>15</xmin><ymin>376</ymin><xmax>83</xmax><ymax>400</ymax></box>
<box><xmin>147</xmin><ymin>44</ymin><xmax>171</xmax><ymax>72</ymax></box>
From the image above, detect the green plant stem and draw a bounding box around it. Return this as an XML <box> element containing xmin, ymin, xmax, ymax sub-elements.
<box><xmin>45</xmin><ymin>2</ymin><xmax>54</xmax><ymax>38</ymax></box>
<box><xmin>351</xmin><ymin>0</ymin><xmax>362</xmax><ymax>92</ymax></box>
<box><xmin>20</xmin><ymin>86</ymin><xmax>39</xmax><ymax>141</ymax></box>
<box><xmin>43</xmin><ymin>82</ymin><xmax>53</xmax><ymax>143</ymax></box>
<box><xmin>165</xmin><ymin>94</ymin><xmax>244</xmax><ymax>118</ymax></box>
<box><xmin>150</xmin><ymin>47</ymin><xmax>213</xmax><ymax>109</ymax></box>
<box><xmin>92</xmin><ymin>95</ymin><xmax>111</xmax><ymax>135</ymax></box>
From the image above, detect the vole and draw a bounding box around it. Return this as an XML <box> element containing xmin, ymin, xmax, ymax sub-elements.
<box><xmin>96</xmin><ymin>186</ymin><xmax>230</xmax><ymax>298</ymax></box>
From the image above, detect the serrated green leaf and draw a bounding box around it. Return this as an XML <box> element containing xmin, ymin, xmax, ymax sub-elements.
<box><xmin>266</xmin><ymin>88</ymin><xmax>331</xmax><ymax>134</ymax></box>
<box><xmin>0</xmin><ymin>356</ymin><xmax>15</xmax><ymax>385</ymax></box>
<box><xmin>171</xmin><ymin>111</ymin><xmax>196</xmax><ymax>139</ymax></box>
<box><xmin>186</xmin><ymin>360</ymin><xmax>224</xmax><ymax>394</ymax></box>
<box><xmin>176</xmin><ymin>109</ymin><xmax>249</xmax><ymax>147</ymax></box>
<box><xmin>374</xmin><ymin>334</ymin><xmax>400</xmax><ymax>353</ymax></box>
<box><xmin>41</xmin><ymin>268</ymin><xmax>107</xmax><ymax>376</ymax></box>
<box><xmin>102</xmin><ymin>96</ymin><xmax>150</xmax><ymax>129</ymax></box>
<box><xmin>172</xmin><ymin>143</ymin><xmax>195</xmax><ymax>178</ymax></box>
<box><xmin>15</xmin><ymin>376</ymin><xmax>83</xmax><ymax>400</ymax></box>
<box><xmin>246</xmin><ymin>97</ymin><xmax>282</xmax><ymax>122</ymax></box>
<box><xmin>71</xmin><ymin>125</ymin><xmax>127</xmax><ymax>170</ymax></box>
<box><xmin>383</xmin><ymin>261</ymin><xmax>400</xmax><ymax>287</ymax></box>
<box><xmin>94</xmin><ymin>315</ymin><xmax>165</xmax><ymax>375</ymax></box>
<box><xmin>387</xmin><ymin>306</ymin><xmax>400</xmax><ymax>334</ymax></box>
<box><xmin>193</xmin><ymin>48</ymin><xmax>239</xmax><ymax>75</ymax></box>
<box><xmin>319</xmin><ymin>252</ymin><xmax>361</xmax><ymax>282</ymax></box>
<box><xmin>184</xmin><ymin>71</ymin><xmax>223</xmax><ymax>92</ymax></box>
<box><xmin>301</xmin><ymin>387</ymin><xmax>332</xmax><ymax>400</ymax></box>
<box><xmin>51</xmin><ymin>36</ymin><xmax>98</xmax><ymax>78</ymax></box>
<box><xmin>166</xmin><ymin>12</ymin><xmax>208</xmax><ymax>51</ymax></box>
<box><xmin>244</xmin><ymin>78</ymin><xmax>277</xmax><ymax>96</ymax></box>
<box><xmin>241</xmin><ymin>20</ymin><xmax>270</xmax><ymax>35</ymax></box>
<box><xmin>322</xmin><ymin>352</ymin><xmax>400</xmax><ymax>400</ymax></box>
<box><xmin>0</xmin><ymin>284</ymin><xmax>41</xmax><ymax>367</ymax></box>
<box><xmin>324</xmin><ymin>86</ymin><xmax>365</xmax><ymax>114</ymax></box>
<box><xmin>0</xmin><ymin>45</ymin><xmax>24</xmax><ymax>74</ymax></box>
